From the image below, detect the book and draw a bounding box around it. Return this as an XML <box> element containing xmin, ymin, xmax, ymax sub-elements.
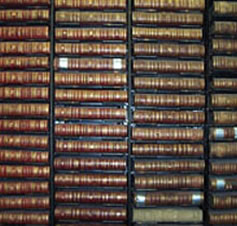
<box><xmin>210</xmin><ymin>142</ymin><xmax>237</xmax><ymax>158</ymax></box>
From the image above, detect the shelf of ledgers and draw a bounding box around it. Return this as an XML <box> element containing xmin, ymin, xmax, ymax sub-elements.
<box><xmin>0</xmin><ymin>0</ymin><xmax>51</xmax><ymax>225</ymax></box>
<box><xmin>53</xmin><ymin>0</ymin><xmax>128</xmax><ymax>225</ymax></box>
<box><xmin>209</xmin><ymin>0</ymin><xmax>237</xmax><ymax>225</ymax></box>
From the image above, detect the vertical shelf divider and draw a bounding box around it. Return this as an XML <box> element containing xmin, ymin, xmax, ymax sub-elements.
<box><xmin>127</xmin><ymin>0</ymin><xmax>133</xmax><ymax>225</ymax></box>
<box><xmin>49</xmin><ymin>0</ymin><xmax>55</xmax><ymax>225</ymax></box>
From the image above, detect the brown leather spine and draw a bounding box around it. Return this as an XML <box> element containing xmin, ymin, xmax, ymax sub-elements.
<box><xmin>0</xmin><ymin>197</ymin><xmax>49</xmax><ymax>209</ymax></box>
<box><xmin>134</xmin><ymin>0</ymin><xmax>205</xmax><ymax>11</ymax></box>
<box><xmin>55</xmin><ymin>12</ymin><xmax>126</xmax><ymax>24</ymax></box>
<box><xmin>55</xmin><ymin>73</ymin><xmax>127</xmax><ymax>86</ymax></box>
<box><xmin>213</xmin><ymin>39</ymin><xmax>237</xmax><ymax>53</ymax></box>
<box><xmin>213</xmin><ymin>79</ymin><xmax>237</xmax><ymax>89</ymax></box>
<box><xmin>0</xmin><ymin>0</ymin><xmax>49</xmax><ymax>5</ymax></box>
<box><xmin>214</xmin><ymin>2</ymin><xmax>237</xmax><ymax>15</ymax></box>
<box><xmin>55</xmin><ymin>28</ymin><xmax>127</xmax><ymax>41</ymax></box>
<box><xmin>0</xmin><ymin>181</ymin><xmax>49</xmax><ymax>194</ymax></box>
<box><xmin>55</xmin><ymin>207</ymin><xmax>127</xmax><ymax>221</ymax></box>
<box><xmin>135</xmin><ymin>94</ymin><xmax>205</xmax><ymax>107</ymax></box>
<box><xmin>54</xmin><ymin>157</ymin><xmax>126</xmax><ymax>171</ymax></box>
<box><xmin>55</xmin><ymin>191</ymin><xmax>127</xmax><ymax>204</ymax></box>
<box><xmin>55</xmin><ymin>140</ymin><xmax>128</xmax><ymax>153</ymax></box>
<box><xmin>211</xmin><ymin>178</ymin><xmax>237</xmax><ymax>191</ymax></box>
<box><xmin>133</xmin><ymin>12</ymin><xmax>203</xmax><ymax>25</ymax></box>
<box><xmin>213</xmin><ymin>111</ymin><xmax>237</xmax><ymax>124</ymax></box>
<box><xmin>209</xmin><ymin>212</ymin><xmax>237</xmax><ymax>224</ymax></box>
<box><xmin>0</xmin><ymin>42</ymin><xmax>50</xmax><ymax>54</ymax></box>
<box><xmin>0</xmin><ymin>57</ymin><xmax>49</xmax><ymax>69</ymax></box>
<box><xmin>213</xmin><ymin>56</ymin><xmax>237</xmax><ymax>70</ymax></box>
<box><xmin>133</xmin><ymin>144</ymin><xmax>204</xmax><ymax>156</ymax></box>
<box><xmin>0</xmin><ymin>27</ymin><xmax>49</xmax><ymax>40</ymax></box>
<box><xmin>0</xmin><ymin>10</ymin><xmax>49</xmax><ymax>21</ymax></box>
<box><xmin>0</xmin><ymin>135</ymin><xmax>48</xmax><ymax>149</ymax></box>
<box><xmin>214</xmin><ymin>22</ymin><xmax>237</xmax><ymax>35</ymax></box>
<box><xmin>0</xmin><ymin>150</ymin><xmax>49</xmax><ymax>163</ymax></box>
<box><xmin>55</xmin><ymin>124</ymin><xmax>127</xmax><ymax>137</ymax></box>
<box><xmin>0</xmin><ymin>212</ymin><xmax>49</xmax><ymax>224</ymax></box>
<box><xmin>134</xmin><ymin>110</ymin><xmax>205</xmax><ymax>124</ymax></box>
<box><xmin>0</xmin><ymin>87</ymin><xmax>49</xmax><ymax>100</ymax></box>
<box><xmin>212</xmin><ymin>194</ymin><xmax>237</xmax><ymax>209</ymax></box>
<box><xmin>134</xmin><ymin>43</ymin><xmax>205</xmax><ymax>57</ymax></box>
<box><xmin>135</xmin><ymin>175</ymin><xmax>204</xmax><ymax>189</ymax></box>
<box><xmin>133</xmin><ymin>27</ymin><xmax>202</xmax><ymax>40</ymax></box>
<box><xmin>0</xmin><ymin>72</ymin><xmax>50</xmax><ymax>84</ymax></box>
<box><xmin>210</xmin><ymin>127</ymin><xmax>237</xmax><ymax>140</ymax></box>
<box><xmin>134</xmin><ymin>77</ymin><xmax>205</xmax><ymax>90</ymax></box>
<box><xmin>0</xmin><ymin>104</ymin><xmax>49</xmax><ymax>117</ymax></box>
<box><xmin>0</xmin><ymin>120</ymin><xmax>48</xmax><ymax>132</ymax></box>
<box><xmin>55</xmin><ymin>0</ymin><xmax>126</xmax><ymax>9</ymax></box>
<box><xmin>133</xmin><ymin>60</ymin><xmax>204</xmax><ymax>73</ymax></box>
<box><xmin>212</xmin><ymin>94</ymin><xmax>237</xmax><ymax>107</ymax></box>
<box><xmin>55</xmin><ymin>174</ymin><xmax>127</xmax><ymax>187</ymax></box>
<box><xmin>135</xmin><ymin>160</ymin><xmax>205</xmax><ymax>172</ymax></box>
<box><xmin>55</xmin><ymin>89</ymin><xmax>127</xmax><ymax>102</ymax></box>
<box><xmin>210</xmin><ymin>142</ymin><xmax>237</xmax><ymax>158</ymax></box>
<box><xmin>211</xmin><ymin>162</ymin><xmax>237</xmax><ymax>174</ymax></box>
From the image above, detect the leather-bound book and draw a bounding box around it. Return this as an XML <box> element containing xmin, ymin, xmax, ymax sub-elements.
<box><xmin>214</xmin><ymin>2</ymin><xmax>237</xmax><ymax>15</ymax></box>
<box><xmin>210</xmin><ymin>177</ymin><xmax>237</xmax><ymax>191</ymax></box>
<box><xmin>212</xmin><ymin>194</ymin><xmax>237</xmax><ymax>209</ymax></box>
<box><xmin>210</xmin><ymin>127</ymin><xmax>237</xmax><ymax>140</ymax></box>
<box><xmin>214</xmin><ymin>22</ymin><xmax>237</xmax><ymax>35</ymax></box>
<box><xmin>213</xmin><ymin>39</ymin><xmax>237</xmax><ymax>53</ymax></box>
<box><xmin>212</xmin><ymin>94</ymin><xmax>237</xmax><ymax>107</ymax></box>
<box><xmin>210</xmin><ymin>142</ymin><xmax>237</xmax><ymax>158</ymax></box>
<box><xmin>211</xmin><ymin>162</ymin><xmax>237</xmax><ymax>174</ymax></box>
<box><xmin>209</xmin><ymin>212</ymin><xmax>237</xmax><ymax>224</ymax></box>
<box><xmin>213</xmin><ymin>111</ymin><xmax>237</xmax><ymax>124</ymax></box>
<box><xmin>213</xmin><ymin>56</ymin><xmax>237</xmax><ymax>70</ymax></box>
<box><xmin>213</xmin><ymin>79</ymin><xmax>237</xmax><ymax>89</ymax></box>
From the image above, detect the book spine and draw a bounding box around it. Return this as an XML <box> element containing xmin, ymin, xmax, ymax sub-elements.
<box><xmin>55</xmin><ymin>174</ymin><xmax>127</xmax><ymax>187</ymax></box>
<box><xmin>132</xmin><ymin>144</ymin><xmax>204</xmax><ymax>156</ymax></box>
<box><xmin>210</xmin><ymin>127</ymin><xmax>237</xmax><ymax>140</ymax></box>
<box><xmin>55</xmin><ymin>28</ymin><xmax>127</xmax><ymax>41</ymax></box>
<box><xmin>0</xmin><ymin>0</ymin><xmax>50</xmax><ymax>5</ymax></box>
<box><xmin>0</xmin><ymin>27</ymin><xmax>49</xmax><ymax>40</ymax></box>
<box><xmin>0</xmin><ymin>10</ymin><xmax>49</xmax><ymax>21</ymax></box>
<box><xmin>212</xmin><ymin>94</ymin><xmax>237</xmax><ymax>107</ymax></box>
<box><xmin>133</xmin><ymin>12</ymin><xmax>203</xmax><ymax>25</ymax></box>
<box><xmin>134</xmin><ymin>110</ymin><xmax>205</xmax><ymax>124</ymax></box>
<box><xmin>213</xmin><ymin>112</ymin><xmax>237</xmax><ymax>124</ymax></box>
<box><xmin>134</xmin><ymin>160</ymin><xmax>205</xmax><ymax>172</ymax></box>
<box><xmin>0</xmin><ymin>57</ymin><xmax>49</xmax><ymax>69</ymax></box>
<box><xmin>134</xmin><ymin>192</ymin><xmax>204</xmax><ymax>206</ymax></box>
<box><xmin>54</xmin><ymin>58</ymin><xmax>126</xmax><ymax>71</ymax></box>
<box><xmin>0</xmin><ymin>87</ymin><xmax>49</xmax><ymax>100</ymax></box>
<box><xmin>0</xmin><ymin>42</ymin><xmax>50</xmax><ymax>54</ymax></box>
<box><xmin>0</xmin><ymin>166</ymin><xmax>50</xmax><ymax>178</ymax></box>
<box><xmin>55</xmin><ymin>191</ymin><xmax>127</xmax><ymax>204</ymax></box>
<box><xmin>55</xmin><ymin>0</ymin><xmax>126</xmax><ymax>9</ymax></box>
<box><xmin>211</xmin><ymin>162</ymin><xmax>237</xmax><ymax>174</ymax></box>
<box><xmin>210</xmin><ymin>178</ymin><xmax>237</xmax><ymax>191</ymax></box>
<box><xmin>0</xmin><ymin>212</ymin><xmax>49</xmax><ymax>224</ymax></box>
<box><xmin>55</xmin><ymin>207</ymin><xmax>127</xmax><ymax>221</ymax></box>
<box><xmin>135</xmin><ymin>175</ymin><xmax>204</xmax><ymax>189</ymax></box>
<box><xmin>214</xmin><ymin>22</ymin><xmax>237</xmax><ymax>35</ymax></box>
<box><xmin>55</xmin><ymin>140</ymin><xmax>128</xmax><ymax>153</ymax></box>
<box><xmin>0</xmin><ymin>197</ymin><xmax>49</xmax><ymax>209</ymax></box>
<box><xmin>133</xmin><ymin>60</ymin><xmax>204</xmax><ymax>73</ymax></box>
<box><xmin>55</xmin><ymin>73</ymin><xmax>127</xmax><ymax>86</ymax></box>
<box><xmin>0</xmin><ymin>120</ymin><xmax>48</xmax><ymax>132</ymax></box>
<box><xmin>0</xmin><ymin>104</ymin><xmax>49</xmax><ymax>116</ymax></box>
<box><xmin>133</xmin><ymin>27</ymin><xmax>202</xmax><ymax>41</ymax></box>
<box><xmin>213</xmin><ymin>79</ymin><xmax>237</xmax><ymax>89</ymax></box>
<box><xmin>0</xmin><ymin>150</ymin><xmax>49</xmax><ymax>163</ymax></box>
<box><xmin>0</xmin><ymin>72</ymin><xmax>50</xmax><ymax>84</ymax></box>
<box><xmin>132</xmin><ymin>128</ymin><xmax>203</xmax><ymax>141</ymax></box>
<box><xmin>0</xmin><ymin>135</ymin><xmax>48</xmax><ymax>149</ymax></box>
<box><xmin>134</xmin><ymin>0</ymin><xmax>205</xmax><ymax>11</ymax></box>
<box><xmin>55</xmin><ymin>89</ymin><xmax>127</xmax><ymax>102</ymax></box>
<box><xmin>55</xmin><ymin>43</ymin><xmax>126</xmax><ymax>56</ymax></box>
<box><xmin>134</xmin><ymin>43</ymin><xmax>205</xmax><ymax>57</ymax></box>
<box><xmin>209</xmin><ymin>212</ymin><xmax>237</xmax><ymax>224</ymax></box>
<box><xmin>134</xmin><ymin>77</ymin><xmax>205</xmax><ymax>90</ymax></box>
<box><xmin>213</xmin><ymin>56</ymin><xmax>237</xmax><ymax>70</ymax></box>
<box><xmin>55</xmin><ymin>124</ymin><xmax>127</xmax><ymax>137</ymax></box>
<box><xmin>210</xmin><ymin>142</ymin><xmax>237</xmax><ymax>158</ymax></box>
<box><xmin>54</xmin><ymin>157</ymin><xmax>126</xmax><ymax>171</ymax></box>
<box><xmin>0</xmin><ymin>181</ymin><xmax>49</xmax><ymax>194</ymax></box>
<box><xmin>55</xmin><ymin>12</ymin><xmax>127</xmax><ymax>24</ymax></box>
<box><xmin>135</xmin><ymin>94</ymin><xmax>205</xmax><ymax>107</ymax></box>
<box><xmin>55</xmin><ymin>107</ymin><xmax>126</xmax><ymax>120</ymax></box>
<box><xmin>212</xmin><ymin>195</ymin><xmax>237</xmax><ymax>209</ymax></box>
<box><xmin>214</xmin><ymin>2</ymin><xmax>237</xmax><ymax>15</ymax></box>
<box><xmin>213</xmin><ymin>39</ymin><xmax>237</xmax><ymax>53</ymax></box>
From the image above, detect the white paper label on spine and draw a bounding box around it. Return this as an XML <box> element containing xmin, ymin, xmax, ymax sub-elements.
<box><xmin>192</xmin><ymin>194</ymin><xmax>202</xmax><ymax>205</ymax></box>
<box><xmin>59</xmin><ymin>58</ymin><xmax>68</xmax><ymax>69</ymax></box>
<box><xmin>136</xmin><ymin>194</ymin><xmax>146</xmax><ymax>205</ymax></box>
<box><xmin>234</xmin><ymin>127</ymin><xmax>237</xmax><ymax>139</ymax></box>
<box><xmin>216</xmin><ymin>179</ymin><xmax>225</xmax><ymax>190</ymax></box>
<box><xmin>113</xmin><ymin>59</ymin><xmax>122</xmax><ymax>70</ymax></box>
<box><xmin>215</xmin><ymin>128</ymin><xmax>224</xmax><ymax>139</ymax></box>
